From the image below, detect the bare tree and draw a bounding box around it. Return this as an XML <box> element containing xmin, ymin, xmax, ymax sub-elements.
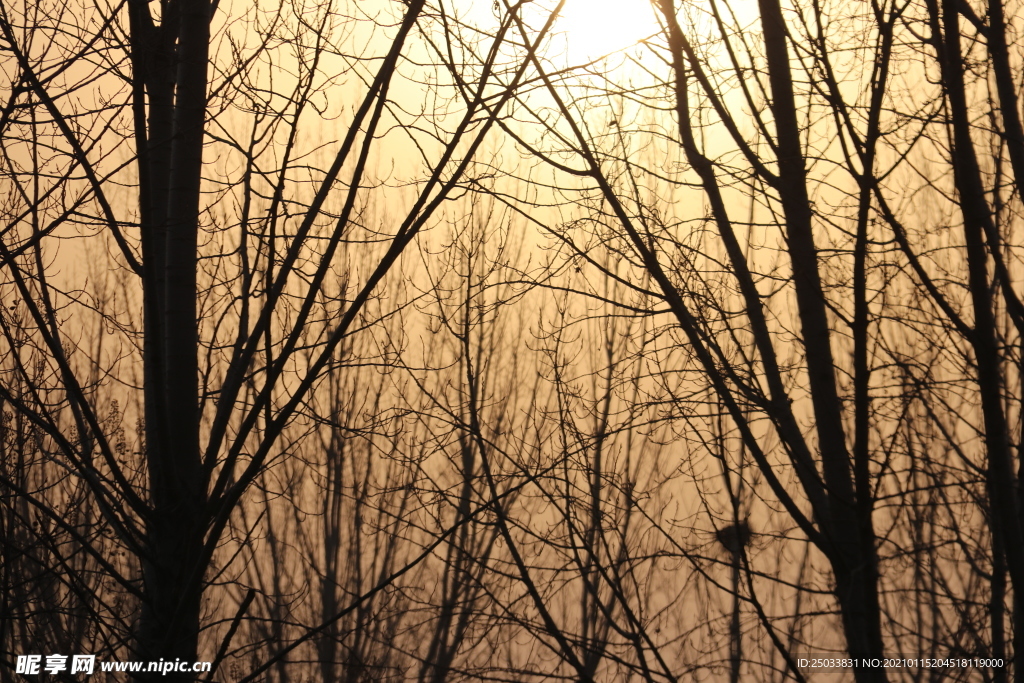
<box><xmin>0</xmin><ymin>0</ymin><xmax>556</xmax><ymax>677</ymax></box>
<box><xmin>481</xmin><ymin>0</ymin><xmax>1024</xmax><ymax>679</ymax></box>
<box><xmin>6</xmin><ymin>0</ymin><xmax>1024</xmax><ymax>679</ymax></box>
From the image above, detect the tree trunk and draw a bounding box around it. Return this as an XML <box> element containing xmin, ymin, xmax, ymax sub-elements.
<box><xmin>756</xmin><ymin>0</ymin><xmax>886</xmax><ymax>676</ymax></box>
<box><xmin>132</xmin><ymin>0</ymin><xmax>210</xmax><ymax>677</ymax></box>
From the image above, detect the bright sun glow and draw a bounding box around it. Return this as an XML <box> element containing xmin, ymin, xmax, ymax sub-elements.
<box><xmin>551</xmin><ymin>0</ymin><xmax>660</xmax><ymax>66</ymax></box>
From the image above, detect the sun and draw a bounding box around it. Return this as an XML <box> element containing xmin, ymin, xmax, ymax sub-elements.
<box><xmin>550</xmin><ymin>0</ymin><xmax>659</xmax><ymax>66</ymax></box>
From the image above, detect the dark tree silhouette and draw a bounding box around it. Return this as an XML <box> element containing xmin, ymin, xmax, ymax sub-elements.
<box><xmin>0</xmin><ymin>0</ymin><xmax>553</xmax><ymax>678</ymax></box>
<box><xmin>4</xmin><ymin>0</ymin><xmax>1024</xmax><ymax>679</ymax></box>
<box><xmin>484</xmin><ymin>0</ymin><xmax>1024</xmax><ymax>679</ymax></box>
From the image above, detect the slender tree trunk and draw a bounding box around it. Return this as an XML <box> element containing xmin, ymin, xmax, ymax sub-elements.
<box><xmin>929</xmin><ymin>7</ymin><xmax>1024</xmax><ymax>682</ymax></box>
<box><xmin>729</xmin><ymin>552</ymin><xmax>741</xmax><ymax>683</ymax></box>
<box><xmin>981</xmin><ymin>3</ymin><xmax>1024</xmax><ymax>677</ymax></box>
<box><xmin>755</xmin><ymin>0</ymin><xmax>886</xmax><ymax>676</ymax></box>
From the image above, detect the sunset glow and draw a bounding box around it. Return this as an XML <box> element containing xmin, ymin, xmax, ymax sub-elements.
<box><xmin>551</xmin><ymin>0</ymin><xmax>659</xmax><ymax>65</ymax></box>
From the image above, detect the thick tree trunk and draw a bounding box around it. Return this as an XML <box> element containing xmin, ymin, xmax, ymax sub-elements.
<box><xmin>131</xmin><ymin>0</ymin><xmax>210</xmax><ymax>677</ymax></box>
